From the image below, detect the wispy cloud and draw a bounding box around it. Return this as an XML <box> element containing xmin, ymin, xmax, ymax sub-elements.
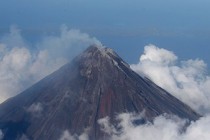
<box><xmin>19</xmin><ymin>134</ymin><xmax>30</xmax><ymax>140</ymax></box>
<box><xmin>0</xmin><ymin>130</ymin><xmax>3</xmax><ymax>140</ymax></box>
<box><xmin>0</xmin><ymin>25</ymin><xmax>101</xmax><ymax>103</ymax></box>
<box><xmin>27</xmin><ymin>102</ymin><xmax>43</xmax><ymax>118</ymax></box>
<box><xmin>59</xmin><ymin>130</ymin><xmax>88</xmax><ymax>140</ymax></box>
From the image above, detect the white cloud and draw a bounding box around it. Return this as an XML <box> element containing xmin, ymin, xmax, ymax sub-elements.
<box><xmin>27</xmin><ymin>102</ymin><xmax>43</xmax><ymax>114</ymax></box>
<box><xmin>56</xmin><ymin>113</ymin><xmax>210</xmax><ymax>140</ymax></box>
<box><xmin>0</xmin><ymin>130</ymin><xmax>3</xmax><ymax>140</ymax></box>
<box><xmin>140</xmin><ymin>45</ymin><xmax>177</xmax><ymax>65</ymax></box>
<box><xmin>131</xmin><ymin>44</ymin><xmax>210</xmax><ymax>114</ymax></box>
<box><xmin>183</xmin><ymin>115</ymin><xmax>210</xmax><ymax>140</ymax></box>
<box><xmin>98</xmin><ymin>116</ymin><xmax>117</xmax><ymax>136</ymax></box>
<box><xmin>0</xmin><ymin>25</ymin><xmax>101</xmax><ymax>103</ymax></box>
<box><xmin>59</xmin><ymin>130</ymin><xmax>75</xmax><ymax>140</ymax></box>
<box><xmin>19</xmin><ymin>134</ymin><xmax>30</xmax><ymax>140</ymax></box>
<box><xmin>54</xmin><ymin>113</ymin><xmax>210</xmax><ymax>140</ymax></box>
<box><xmin>98</xmin><ymin>113</ymin><xmax>210</xmax><ymax>140</ymax></box>
<box><xmin>59</xmin><ymin>130</ymin><xmax>88</xmax><ymax>140</ymax></box>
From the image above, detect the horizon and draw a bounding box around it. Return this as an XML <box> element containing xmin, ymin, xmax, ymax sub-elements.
<box><xmin>1</xmin><ymin>0</ymin><xmax>210</xmax><ymax>66</ymax></box>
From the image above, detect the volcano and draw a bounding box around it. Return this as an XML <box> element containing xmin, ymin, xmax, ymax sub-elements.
<box><xmin>0</xmin><ymin>46</ymin><xmax>200</xmax><ymax>140</ymax></box>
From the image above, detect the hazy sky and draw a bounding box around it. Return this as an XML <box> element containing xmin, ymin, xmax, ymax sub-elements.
<box><xmin>0</xmin><ymin>0</ymin><xmax>210</xmax><ymax>65</ymax></box>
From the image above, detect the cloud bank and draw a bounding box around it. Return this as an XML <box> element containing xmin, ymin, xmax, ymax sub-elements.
<box><xmin>131</xmin><ymin>45</ymin><xmax>210</xmax><ymax>114</ymax></box>
<box><xmin>57</xmin><ymin>112</ymin><xmax>210</xmax><ymax>140</ymax></box>
<box><xmin>0</xmin><ymin>25</ymin><xmax>101</xmax><ymax>103</ymax></box>
<box><xmin>98</xmin><ymin>113</ymin><xmax>210</xmax><ymax>140</ymax></box>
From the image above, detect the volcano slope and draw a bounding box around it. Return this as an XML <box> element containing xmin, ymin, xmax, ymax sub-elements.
<box><xmin>0</xmin><ymin>46</ymin><xmax>200</xmax><ymax>140</ymax></box>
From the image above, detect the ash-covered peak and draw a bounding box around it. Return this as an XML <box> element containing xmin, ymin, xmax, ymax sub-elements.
<box><xmin>83</xmin><ymin>45</ymin><xmax>118</xmax><ymax>58</ymax></box>
<box><xmin>79</xmin><ymin>45</ymin><xmax>130</xmax><ymax>70</ymax></box>
<box><xmin>85</xmin><ymin>45</ymin><xmax>102</xmax><ymax>52</ymax></box>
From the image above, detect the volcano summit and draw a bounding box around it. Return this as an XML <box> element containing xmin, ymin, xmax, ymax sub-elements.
<box><xmin>0</xmin><ymin>46</ymin><xmax>200</xmax><ymax>140</ymax></box>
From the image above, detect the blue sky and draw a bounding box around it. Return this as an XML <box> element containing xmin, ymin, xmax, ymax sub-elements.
<box><xmin>0</xmin><ymin>0</ymin><xmax>210</xmax><ymax>65</ymax></box>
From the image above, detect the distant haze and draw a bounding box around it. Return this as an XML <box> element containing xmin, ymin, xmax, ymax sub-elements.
<box><xmin>0</xmin><ymin>0</ymin><xmax>210</xmax><ymax>65</ymax></box>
